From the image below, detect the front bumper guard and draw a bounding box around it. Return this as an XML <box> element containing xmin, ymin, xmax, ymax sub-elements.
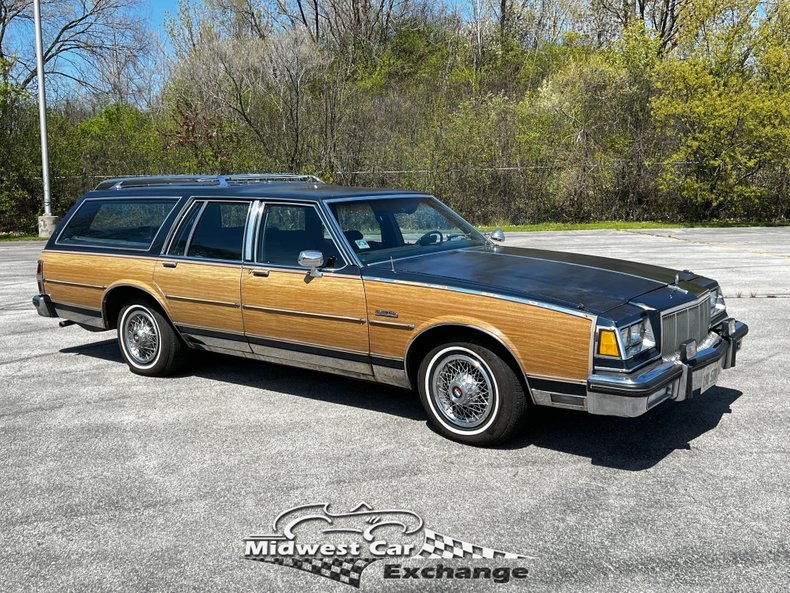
<box><xmin>586</xmin><ymin>319</ymin><xmax>748</xmax><ymax>417</ymax></box>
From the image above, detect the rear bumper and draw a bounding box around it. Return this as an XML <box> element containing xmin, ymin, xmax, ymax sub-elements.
<box><xmin>32</xmin><ymin>294</ymin><xmax>58</xmax><ymax>318</ymax></box>
<box><xmin>586</xmin><ymin>318</ymin><xmax>748</xmax><ymax>417</ymax></box>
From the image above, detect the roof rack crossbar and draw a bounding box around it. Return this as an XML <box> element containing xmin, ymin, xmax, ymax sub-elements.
<box><xmin>94</xmin><ymin>173</ymin><xmax>324</xmax><ymax>191</ymax></box>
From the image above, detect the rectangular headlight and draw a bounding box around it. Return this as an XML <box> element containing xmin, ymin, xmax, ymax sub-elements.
<box><xmin>619</xmin><ymin>318</ymin><xmax>656</xmax><ymax>358</ymax></box>
<box><xmin>597</xmin><ymin>317</ymin><xmax>656</xmax><ymax>359</ymax></box>
<box><xmin>710</xmin><ymin>287</ymin><xmax>726</xmax><ymax>318</ymax></box>
<box><xmin>599</xmin><ymin>317</ymin><xmax>656</xmax><ymax>359</ymax></box>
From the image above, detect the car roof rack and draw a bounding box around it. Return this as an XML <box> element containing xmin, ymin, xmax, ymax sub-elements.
<box><xmin>94</xmin><ymin>173</ymin><xmax>325</xmax><ymax>191</ymax></box>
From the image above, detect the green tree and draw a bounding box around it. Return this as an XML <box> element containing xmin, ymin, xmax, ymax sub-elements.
<box><xmin>651</xmin><ymin>1</ymin><xmax>789</xmax><ymax>219</ymax></box>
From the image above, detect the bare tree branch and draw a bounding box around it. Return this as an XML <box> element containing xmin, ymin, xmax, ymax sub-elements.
<box><xmin>1</xmin><ymin>0</ymin><xmax>150</xmax><ymax>103</ymax></box>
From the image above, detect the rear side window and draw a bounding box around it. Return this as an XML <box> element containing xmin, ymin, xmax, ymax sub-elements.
<box><xmin>167</xmin><ymin>201</ymin><xmax>203</xmax><ymax>256</ymax></box>
<box><xmin>58</xmin><ymin>199</ymin><xmax>177</xmax><ymax>250</ymax></box>
<box><xmin>186</xmin><ymin>201</ymin><xmax>250</xmax><ymax>261</ymax></box>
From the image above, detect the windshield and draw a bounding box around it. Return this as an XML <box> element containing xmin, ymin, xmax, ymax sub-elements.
<box><xmin>328</xmin><ymin>196</ymin><xmax>487</xmax><ymax>265</ymax></box>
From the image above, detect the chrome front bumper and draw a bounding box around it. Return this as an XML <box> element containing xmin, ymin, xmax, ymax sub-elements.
<box><xmin>586</xmin><ymin>318</ymin><xmax>748</xmax><ymax>417</ymax></box>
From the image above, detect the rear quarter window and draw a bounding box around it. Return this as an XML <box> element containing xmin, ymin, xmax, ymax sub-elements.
<box><xmin>57</xmin><ymin>199</ymin><xmax>178</xmax><ymax>250</ymax></box>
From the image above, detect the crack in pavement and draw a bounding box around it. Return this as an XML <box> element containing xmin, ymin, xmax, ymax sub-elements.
<box><xmin>622</xmin><ymin>229</ymin><xmax>790</xmax><ymax>259</ymax></box>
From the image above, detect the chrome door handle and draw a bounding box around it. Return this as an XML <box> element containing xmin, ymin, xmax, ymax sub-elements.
<box><xmin>251</xmin><ymin>269</ymin><xmax>270</xmax><ymax>277</ymax></box>
<box><xmin>162</xmin><ymin>262</ymin><xmax>177</xmax><ymax>268</ymax></box>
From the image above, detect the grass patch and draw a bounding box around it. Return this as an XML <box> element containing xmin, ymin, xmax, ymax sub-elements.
<box><xmin>479</xmin><ymin>220</ymin><xmax>789</xmax><ymax>232</ymax></box>
<box><xmin>0</xmin><ymin>234</ymin><xmax>46</xmax><ymax>242</ymax></box>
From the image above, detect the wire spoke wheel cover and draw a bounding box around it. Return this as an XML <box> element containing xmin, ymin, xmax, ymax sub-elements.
<box><xmin>122</xmin><ymin>308</ymin><xmax>160</xmax><ymax>366</ymax></box>
<box><xmin>429</xmin><ymin>349</ymin><xmax>496</xmax><ymax>431</ymax></box>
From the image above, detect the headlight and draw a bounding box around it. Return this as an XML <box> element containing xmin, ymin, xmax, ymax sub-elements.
<box><xmin>597</xmin><ymin>317</ymin><xmax>656</xmax><ymax>359</ymax></box>
<box><xmin>709</xmin><ymin>288</ymin><xmax>726</xmax><ymax>318</ymax></box>
<box><xmin>619</xmin><ymin>318</ymin><xmax>656</xmax><ymax>358</ymax></box>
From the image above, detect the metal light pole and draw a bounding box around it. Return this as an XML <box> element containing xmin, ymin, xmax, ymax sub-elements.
<box><xmin>33</xmin><ymin>0</ymin><xmax>57</xmax><ymax>237</ymax></box>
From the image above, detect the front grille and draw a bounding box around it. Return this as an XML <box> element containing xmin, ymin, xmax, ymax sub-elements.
<box><xmin>661</xmin><ymin>297</ymin><xmax>711</xmax><ymax>357</ymax></box>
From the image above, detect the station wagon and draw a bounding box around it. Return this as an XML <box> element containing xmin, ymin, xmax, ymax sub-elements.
<box><xmin>33</xmin><ymin>174</ymin><xmax>748</xmax><ymax>445</ymax></box>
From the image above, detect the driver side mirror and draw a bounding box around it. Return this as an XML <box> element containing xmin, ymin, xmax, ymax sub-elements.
<box><xmin>490</xmin><ymin>228</ymin><xmax>505</xmax><ymax>242</ymax></box>
<box><xmin>298</xmin><ymin>250</ymin><xmax>324</xmax><ymax>278</ymax></box>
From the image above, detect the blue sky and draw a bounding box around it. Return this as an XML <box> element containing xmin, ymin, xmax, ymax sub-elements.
<box><xmin>147</xmin><ymin>0</ymin><xmax>180</xmax><ymax>31</ymax></box>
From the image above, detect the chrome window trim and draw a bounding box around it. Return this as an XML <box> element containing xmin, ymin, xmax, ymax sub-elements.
<box><xmin>179</xmin><ymin>200</ymin><xmax>207</xmax><ymax>256</ymax></box>
<box><xmin>55</xmin><ymin>196</ymin><xmax>180</xmax><ymax>252</ymax></box>
<box><xmin>245</xmin><ymin>200</ymin><xmax>264</xmax><ymax>262</ymax></box>
<box><xmin>162</xmin><ymin>199</ymin><xmax>204</xmax><ymax>256</ymax></box>
<box><xmin>160</xmin><ymin>198</ymin><xmax>197</xmax><ymax>256</ymax></box>
<box><xmin>256</xmin><ymin>200</ymin><xmax>353</xmax><ymax>269</ymax></box>
<box><xmin>158</xmin><ymin>256</ymin><xmax>247</xmax><ymax>268</ymax></box>
<box><xmin>165</xmin><ymin>198</ymin><xmax>346</xmax><ymax>267</ymax></box>
<box><xmin>324</xmin><ymin>193</ymin><xmax>431</xmax><ymax>204</ymax></box>
<box><xmin>322</xmin><ymin>194</ymin><xmax>488</xmax><ymax>268</ymax></box>
<box><xmin>185</xmin><ymin>199</ymin><xmax>252</xmax><ymax>262</ymax></box>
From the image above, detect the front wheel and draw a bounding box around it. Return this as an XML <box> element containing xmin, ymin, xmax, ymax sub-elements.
<box><xmin>117</xmin><ymin>301</ymin><xmax>185</xmax><ymax>376</ymax></box>
<box><xmin>417</xmin><ymin>342</ymin><xmax>527</xmax><ymax>446</ymax></box>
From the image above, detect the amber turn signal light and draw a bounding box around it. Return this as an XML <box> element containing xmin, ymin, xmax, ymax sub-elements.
<box><xmin>598</xmin><ymin>329</ymin><xmax>620</xmax><ymax>357</ymax></box>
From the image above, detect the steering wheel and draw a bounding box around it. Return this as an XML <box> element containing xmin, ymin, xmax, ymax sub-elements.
<box><xmin>417</xmin><ymin>230</ymin><xmax>444</xmax><ymax>246</ymax></box>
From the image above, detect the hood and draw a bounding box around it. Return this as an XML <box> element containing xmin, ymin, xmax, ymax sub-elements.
<box><xmin>374</xmin><ymin>246</ymin><xmax>708</xmax><ymax>316</ymax></box>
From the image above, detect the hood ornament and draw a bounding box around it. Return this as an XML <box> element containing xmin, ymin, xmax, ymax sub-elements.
<box><xmin>668</xmin><ymin>270</ymin><xmax>692</xmax><ymax>297</ymax></box>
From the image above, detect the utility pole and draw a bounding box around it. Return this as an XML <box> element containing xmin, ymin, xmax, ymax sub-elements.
<box><xmin>34</xmin><ymin>0</ymin><xmax>58</xmax><ymax>237</ymax></box>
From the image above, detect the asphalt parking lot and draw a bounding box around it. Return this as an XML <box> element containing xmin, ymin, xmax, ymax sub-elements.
<box><xmin>1</xmin><ymin>227</ymin><xmax>788</xmax><ymax>592</ymax></box>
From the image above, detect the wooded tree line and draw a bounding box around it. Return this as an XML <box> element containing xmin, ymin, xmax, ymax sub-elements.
<box><xmin>1</xmin><ymin>0</ymin><xmax>787</xmax><ymax>232</ymax></box>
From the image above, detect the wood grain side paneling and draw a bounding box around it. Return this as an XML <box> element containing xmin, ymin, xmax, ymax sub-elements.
<box><xmin>42</xmin><ymin>251</ymin><xmax>157</xmax><ymax>311</ymax></box>
<box><xmin>153</xmin><ymin>260</ymin><xmax>244</xmax><ymax>333</ymax></box>
<box><xmin>242</xmin><ymin>268</ymin><xmax>369</xmax><ymax>354</ymax></box>
<box><xmin>364</xmin><ymin>280</ymin><xmax>593</xmax><ymax>381</ymax></box>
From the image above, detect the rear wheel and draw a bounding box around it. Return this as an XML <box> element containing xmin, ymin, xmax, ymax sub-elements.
<box><xmin>417</xmin><ymin>341</ymin><xmax>527</xmax><ymax>446</ymax></box>
<box><xmin>117</xmin><ymin>301</ymin><xmax>185</xmax><ymax>376</ymax></box>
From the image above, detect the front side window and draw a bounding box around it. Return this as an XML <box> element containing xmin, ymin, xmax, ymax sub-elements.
<box><xmin>328</xmin><ymin>197</ymin><xmax>486</xmax><ymax>264</ymax></box>
<box><xmin>185</xmin><ymin>201</ymin><xmax>250</xmax><ymax>261</ymax></box>
<box><xmin>332</xmin><ymin>202</ymin><xmax>383</xmax><ymax>248</ymax></box>
<box><xmin>58</xmin><ymin>198</ymin><xmax>177</xmax><ymax>250</ymax></box>
<box><xmin>257</xmin><ymin>204</ymin><xmax>342</xmax><ymax>267</ymax></box>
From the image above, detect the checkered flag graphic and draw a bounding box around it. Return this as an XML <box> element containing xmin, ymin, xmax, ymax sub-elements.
<box><xmin>247</xmin><ymin>556</ymin><xmax>377</xmax><ymax>588</ymax></box>
<box><xmin>417</xmin><ymin>528</ymin><xmax>530</xmax><ymax>560</ymax></box>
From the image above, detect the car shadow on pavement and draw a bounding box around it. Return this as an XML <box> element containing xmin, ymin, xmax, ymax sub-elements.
<box><xmin>505</xmin><ymin>387</ymin><xmax>743</xmax><ymax>470</ymax></box>
<box><xmin>60</xmin><ymin>339</ymin><xmax>425</xmax><ymax>421</ymax></box>
<box><xmin>61</xmin><ymin>339</ymin><xmax>741</xmax><ymax>468</ymax></box>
